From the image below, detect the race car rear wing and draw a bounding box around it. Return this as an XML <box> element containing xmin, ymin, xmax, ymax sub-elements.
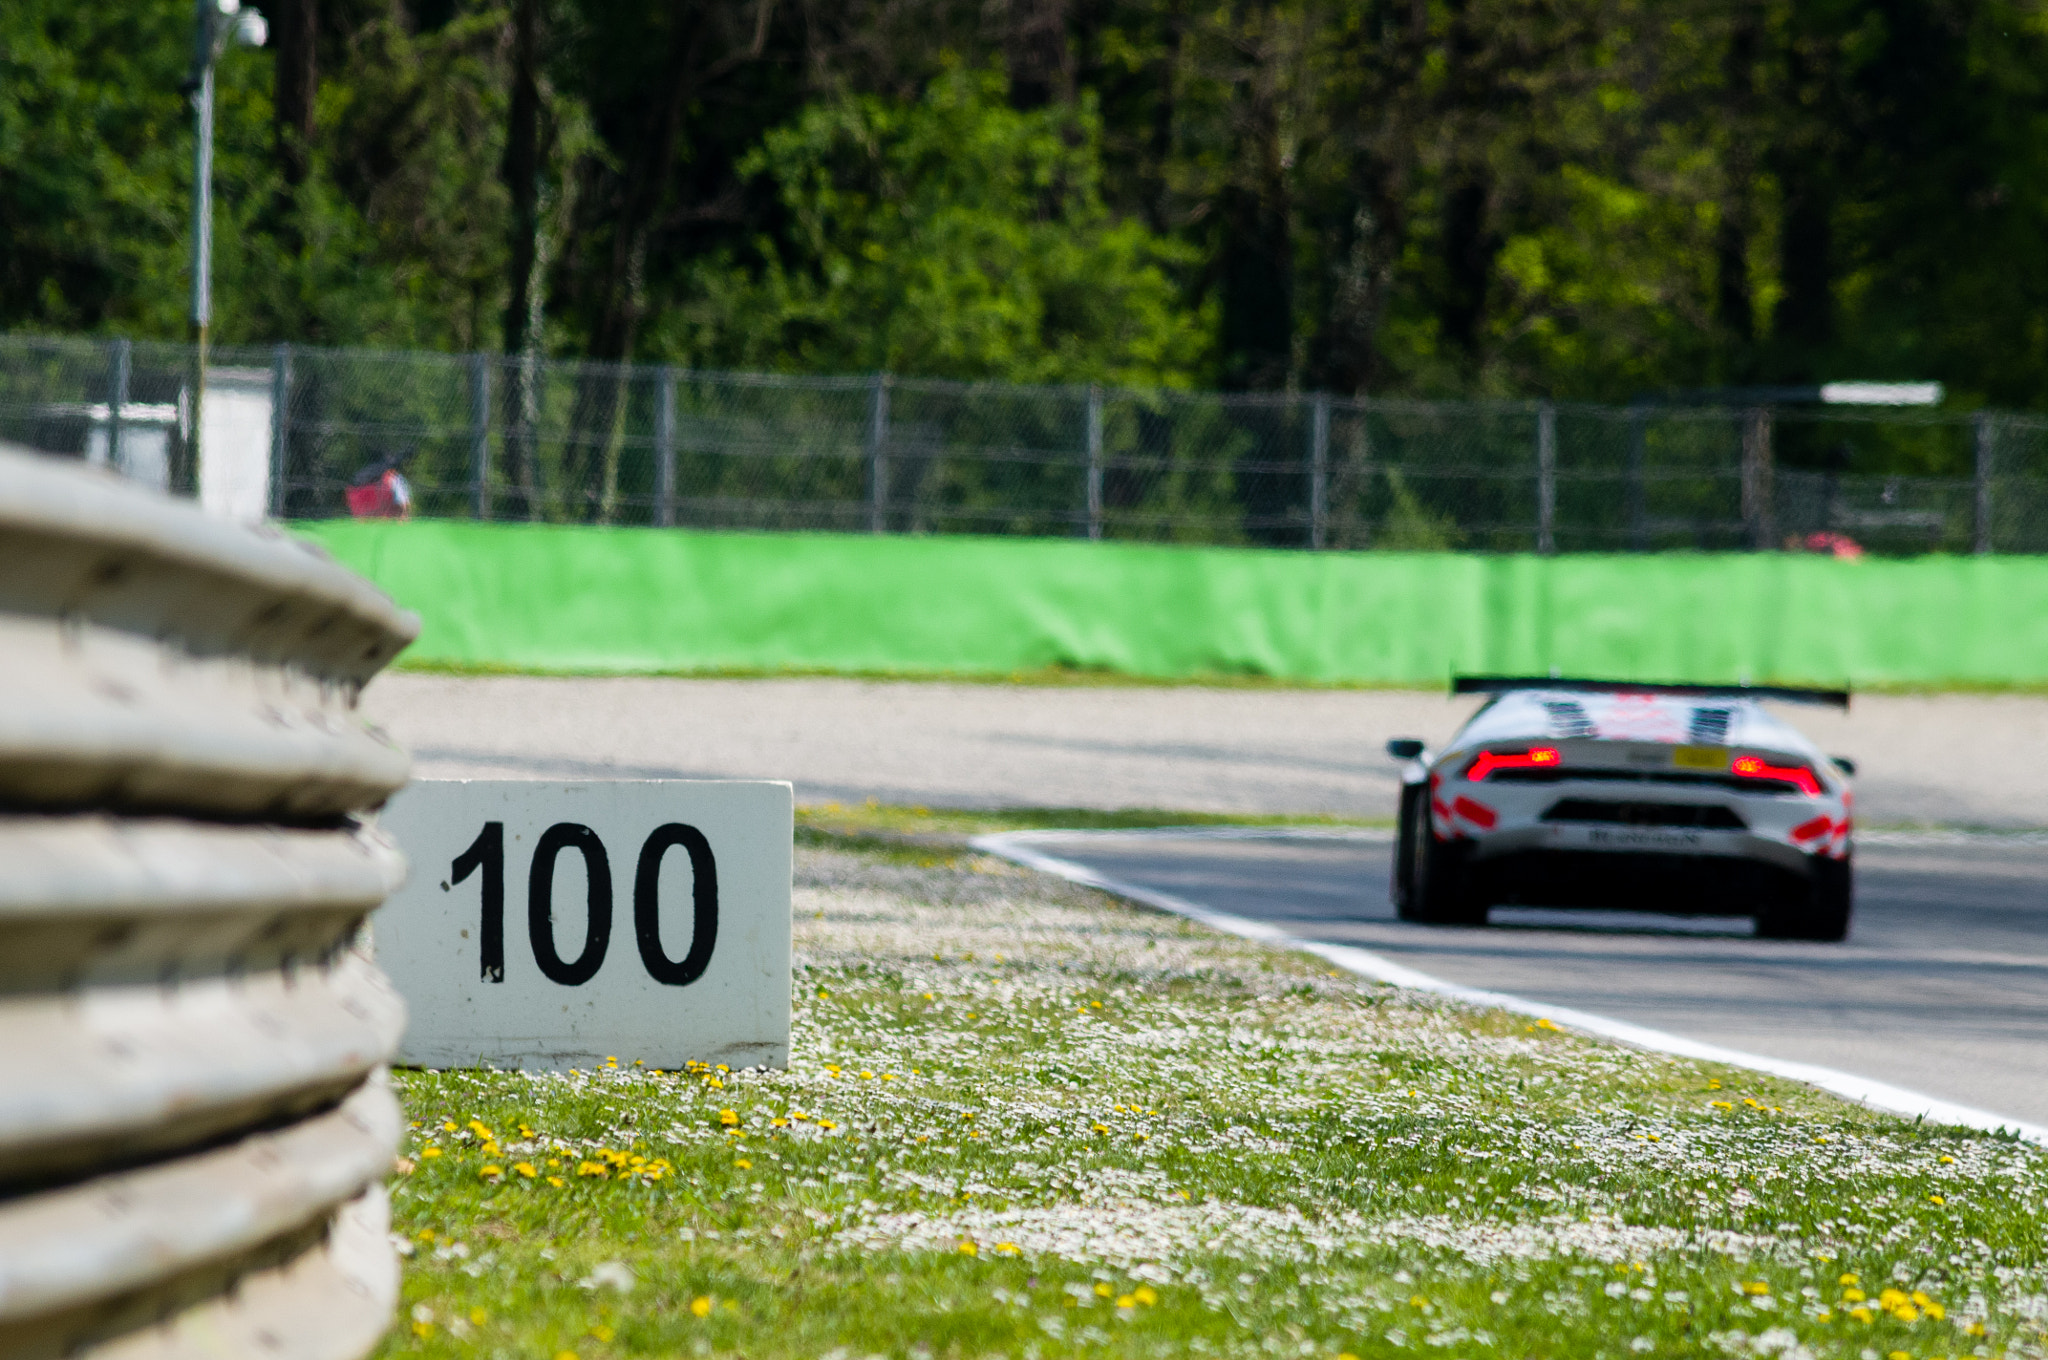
<box><xmin>1452</xmin><ymin>675</ymin><xmax>1851</xmax><ymax>710</ymax></box>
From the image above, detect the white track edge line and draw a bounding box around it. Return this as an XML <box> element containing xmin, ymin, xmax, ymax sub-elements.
<box><xmin>970</xmin><ymin>829</ymin><xmax>2048</xmax><ymax>1145</ymax></box>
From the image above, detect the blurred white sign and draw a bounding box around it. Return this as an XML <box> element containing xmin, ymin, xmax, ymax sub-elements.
<box><xmin>376</xmin><ymin>780</ymin><xmax>792</xmax><ymax>1070</ymax></box>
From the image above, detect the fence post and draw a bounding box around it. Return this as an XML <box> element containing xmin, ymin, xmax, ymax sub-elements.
<box><xmin>1536</xmin><ymin>401</ymin><xmax>1557</xmax><ymax>554</ymax></box>
<box><xmin>1974</xmin><ymin>411</ymin><xmax>1996</xmax><ymax>555</ymax></box>
<box><xmin>655</xmin><ymin>365</ymin><xmax>677</xmax><ymax>528</ymax></box>
<box><xmin>1086</xmin><ymin>385</ymin><xmax>1105</xmax><ymax>540</ymax></box>
<box><xmin>1741</xmin><ymin>406</ymin><xmax>1775</xmax><ymax>549</ymax></box>
<box><xmin>1309</xmin><ymin>394</ymin><xmax>1330</xmax><ymax>550</ymax></box>
<box><xmin>100</xmin><ymin>337</ymin><xmax>131</xmax><ymax>471</ymax></box>
<box><xmin>267</xmin><ymin>343</ymin><xmax>290</xmax><ymax>518</ymax></box>
<box><xmin>867</xmin><ymin>373</ymin><xmax>891</xmax><ymax>533</ymax></box>
<box><xmin>468</xmin><ymin>353</ymin><xmax>491</xmax><ymax>520</ymax></box>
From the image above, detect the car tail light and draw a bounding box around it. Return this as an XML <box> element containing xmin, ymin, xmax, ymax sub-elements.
<box><xmin>1465</xmin><ymin>746</ymin><xmax>1562</xmax><ymax>781</ymax></box>
<box><xmin>1731</xmin><ymin>755</ymin><xmax>1822</xmax><ymax>797</ymax></box>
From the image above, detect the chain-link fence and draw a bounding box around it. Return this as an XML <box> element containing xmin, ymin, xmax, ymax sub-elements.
<box><xmin>6</xmin><ymin>331</ymin><xmax>2047</xmax><ymax>554</ymax></box>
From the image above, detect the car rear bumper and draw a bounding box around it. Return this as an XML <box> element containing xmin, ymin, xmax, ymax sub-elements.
<box><xmin>1465</xmin><ymin>820</ymin><xmax>1821</xmax><ymax>871</ymax></box>
<box><xmin>1462</xmin><ymin>845</ymin><xmax>1819</xmax><ymax>914</ymax></box>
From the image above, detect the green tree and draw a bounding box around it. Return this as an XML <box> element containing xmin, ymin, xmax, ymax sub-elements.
<box><xmin>656</xmin><ymin>64</ymin><xmax>1205</xmax><ymax>387</ymax></box>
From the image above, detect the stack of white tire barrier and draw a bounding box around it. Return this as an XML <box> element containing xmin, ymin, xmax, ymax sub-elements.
<box><xmin>0</xmin><ymin>442</ymin><xmax>417</xmax><ymax>1359</ymax></box>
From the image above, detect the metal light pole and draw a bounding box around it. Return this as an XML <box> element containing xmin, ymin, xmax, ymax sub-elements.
<box><xmin>180</xmin><ymin>0</ymin><xmax>266</xmax><ymax>496</ymax></box>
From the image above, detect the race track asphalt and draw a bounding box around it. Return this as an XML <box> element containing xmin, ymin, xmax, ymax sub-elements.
<box><xmin>368</xmin><ymin>674</ymin><xmax>2048</xmax><ymax>828</ymax></box>
<box><xmin>365</xmin><ymin>675</ymin><xmax>2048</xmax><ymax>1126</ymax></box>
<box><xmin>1019</xmin><ymin>829</ymin><xmax>2048</xmax><ymax>1129</ymax></box>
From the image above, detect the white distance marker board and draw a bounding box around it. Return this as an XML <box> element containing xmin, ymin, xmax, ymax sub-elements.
<box><xmin>374</xmin><ymin>780</ymin><xmax>792</xmax><ymax>1070</ymax></box>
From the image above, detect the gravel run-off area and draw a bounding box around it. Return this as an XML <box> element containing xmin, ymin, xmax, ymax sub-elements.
<box><xmin>381</xmin><ymin>843</ymin><xmax>2048</xmax><ymax>1360</ymax></box>
<box><xmin>368</xmin><ymin>675</ymin><xmax>2048</xmax><ymax>828</ymax></box>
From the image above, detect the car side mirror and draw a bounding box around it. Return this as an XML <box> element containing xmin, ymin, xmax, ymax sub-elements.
<box><xmin>1386</xmin><ymin>738</ymin><xmax>1425</xmax><ymax>760</ymax></box>
<box><xmin>1832</xmin><ymin>755</ymin><xmax>1857</xmax><ymax>777</ymax></box>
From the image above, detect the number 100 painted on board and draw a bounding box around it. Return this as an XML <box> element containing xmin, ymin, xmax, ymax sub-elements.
<box><xmin>376</xmin><ymin>781</ymin><xmax>792</xmax><ymax>1071</ymax></box>
<box><xmin>451</xmin><ymin>820</ymin><xmax>718</xmax><ymax>987</ymax></box>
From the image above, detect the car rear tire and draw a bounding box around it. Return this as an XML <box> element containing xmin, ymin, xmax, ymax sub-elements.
<box><xmin>1401</xmin><ymin>811</ymin><xmax>1487</xmax><ymax>927</ymax></box>
<box><xmin>1756</xmin><ymin>855</ymin><xmax>1852</xmax><ymax>942</ymax></box>
<box><xmin>1391</xmin><ymin>784</ymin><xmax>1424</xmax><ymax>914</ymax></box>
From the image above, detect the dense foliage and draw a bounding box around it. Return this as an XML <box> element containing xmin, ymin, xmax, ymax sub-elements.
<box><xmin>4</xmin><ymin>0</ymin><xmax>2047</xmax><ymax>405</ymax></box>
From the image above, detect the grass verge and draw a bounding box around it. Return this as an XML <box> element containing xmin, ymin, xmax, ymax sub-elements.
<box><xmin>795</xmin><ymin>801</ymin><xmax>1382</xmax><ymax>852</ymax></box>
<box><xmin>380</xmin><ymin>843</ymin><xmax>2045</xmax><ymax>1360</ymax></box>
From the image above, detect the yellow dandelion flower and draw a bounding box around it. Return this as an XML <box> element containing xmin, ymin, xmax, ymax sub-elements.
<box><xmin>957</xmin><ymin>1240</ymin><xmax>978</xmax><ymax>1256</ymax></box>
<box><xmin>1134</xmin><ymin>1285</ymin><xmax>1158</xmax><ymax>1305</ymax></box>
<box><xmin>818</xmin><ymin>1119</ymin><xmax>838</xmax><ymax>1130</ymax></box>
<box><xmin>1844</xmin><ymin>1288</ymin><xmax>1867</xmax><ymax>1302</ymax></box>
<box><xmin>1849</xmin><ymin>1308</ymin><xmax>1874</xmax><ymax>1324</ymax></box>
<box><xmin>577</xmin><ymin>1161</ymin><xmax>608</xmax><ymax>1178</ymax></box>
<box><xmin>479</xmin><ymin>1164</ymin><xmax>502</xmax><ymax>1178</ymax></box>
<box><xmin>514</xmin><ymin>1162</ymin><xmax>538</xmax><ymax>1178</ymax></box>
<box><xmin>735</xmin><ymin>1158</ymin><xmax>752</xmax><ymax>1169</ymax></box>
<box><xmin>994</xmin><ymin>1242</ymin><xmax>1021</xmax><ymax>1255</ymax></box>
<box><xmin>547</xmin><ymin>1176</ymin><xmax>564</xmax><ymax>1187</ymax></box>
<box><xmin>1929</xmin><ymin>1194</ymin><xmax>1946</xmax><ymax>1205</ymax></box>
<box><xmin>690</xmin><ymin>1297</ymin><xmax>712</xmax><ymax>1319</ymax></box>
<box><xmin>1939</xmin><ymin>1154</ymin><xmax>1955</xmax><ymax>1164</ymax></box>
<box><xmin>422</xmin><ymin>1145</ymin><xmax>443</xmax><ymax>1158</ymax></box>
<box><xmin>411</xmin><ymin>1320</ymin><xmax>434</xmax><ymax>1338</ymax></box>
<box><xmin>589</xmin><ymin>1325</ymin><xmax>614</xmax><ymax>1342</ymax></box>
<box><xmin>1115</xmin><ymin>1294</ymin><xmax>1137</xmax><ymax>1309</ymax></box>
<box><xmin>1879</xmin><ymin>1289</ymin><xmax>1909</xmax><ymax>1309</ymax></box>
<box><xmin>553</xmin><ymin>1351</ymin><xmax>576</xmax><ymax>1360</ymax></box>
<box><xmin>718</xmin><ymin>1108</ymin><xmax>739</xmax><ymax>1126</ymax></box>
<box><xmin>1744</xmin><ymin>1282</ymin><xmax>1770</xmax><ymax>1295</ymax></box>
<box><xmin>1095</xmin><ymin>1284</ymin><xmax>1114</xmax><ymax>1298</ymax></box>
<box><xmin>1838</xmin><ymin>1273</ymin><xmax>1860</xmax><ymax>1286</ymax></box>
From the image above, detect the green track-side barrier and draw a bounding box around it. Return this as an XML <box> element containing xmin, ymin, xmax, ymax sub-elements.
<box><xmin>299</xmin><ymin>519</ymin><xmax>2048</xmax><ymax>687</ymax></box>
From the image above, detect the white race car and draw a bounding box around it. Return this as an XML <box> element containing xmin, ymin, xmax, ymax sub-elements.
<box><xmin>1388</xmin><ymin>678</ymin><xmax>1855</xmax><ymax>940</ymax></box>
